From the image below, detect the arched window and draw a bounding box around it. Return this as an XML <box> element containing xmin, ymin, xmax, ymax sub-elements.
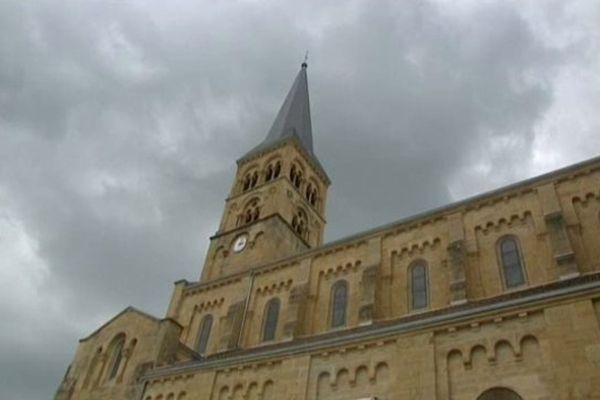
<box><xmin>290</xmin><ymin>164</ymin><xmax>296</xmax><ymax>181</ymax></box>
<box><xmin>499</xmin><ymin>237</ymin><xmax>526</xmax><ymax>288</ymax></box>
<box><xmin>197</xmin><ymin>315</ymin><xmax>213</xmax><ymax>355</ymax></box>
<box><xmin>305</xmin><ymin>183</ymin><xmax>318</xmax><ymax>207</ymax></box>
<box><xmin>289</xmin><ymin>163</ymin><xmax>303</xmax><ymax>189</ymax></box>
<box><xmin>331</xmin><ymin>280</ymin><xmax>348</xmax><ymax>328</ymax></box>
<box><xmin>242</xmin><ymin>170</ymin><xmax>258</xmax><ymax>192</ymax></box>
<box><xmin>262</xmin><ymin>298</ymin><xmax>280</xmax><ymax>342</ymax></box>
<box><xmin>310</xmin><ymin>188</ymin><xmax>317</xmax><ymax>207</ymax></box>
<box><xmin>240</xmin><ymin>199</ymin><xmax>260</xmax><ymax>226</ymax></box>
<box><xmin>107</xmin><ymin>335</ymin><xmax>125</xmax><ymax>381</ymax></box>
<box><xmin>265</xmin><ymin>160</ymin><xmax>281</xmax><ymax>182</ymax></box>
<box><xmin>273</xmin><ymin>161</ymin><xmax>281</xmax><ymax>178</ymax></box>
<box><xmin>410</xmin><ymin>262</ymin><xmax>428</xmax><ymax>310</ymax></box>
<box><xmin>291</xmin><ymin>208</ymin><xmax>308</xmax><ymax>238</ymax></box>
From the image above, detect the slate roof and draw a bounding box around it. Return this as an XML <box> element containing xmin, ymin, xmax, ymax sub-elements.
<box><xmin>239</xmin><ymin>63</ymin><xmax>329</xmax><ymax>182</ymax></box>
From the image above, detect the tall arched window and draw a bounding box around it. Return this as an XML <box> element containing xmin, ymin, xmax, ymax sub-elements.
<box><xmin>197</xmin><ymin>315</ymin><xmax>213</xmax><ymax>355</ymax></box>
<box><xmin>410</xmin><ymin>262</ymin><xmax>428</xmax><ymax>310</ymax></box>
<box><xmin>499</xmin><ymin>237</ymin><xmax>526</xmax><ymax>288</ymax></box>
<box><xmin>265</xmin><ymin>160</ymin><xmax>281</xmax><ymax>182</ymax></box>
<box><xmin>107</xmin><ymin>335</ymin><xmax>125</xmax><ymax>381</ymax></box>
<box><xmin>289</xmin><ymin>163</ymin><xmax>303</xmax><ymax>189</ymax></box>
<box><xmin>331</xmin><ymin>280</ymin><xmax>348</xmax><ymax>328</ymax></box>
<box><xmin>242</xmin><ymin>170</ymin><xmax>258</xmax><ymax>192</ymax></box>
<box><xmin>262</xmin><ymin>298</ymin><xmax>280</xmax><ymax>342</ymax></box>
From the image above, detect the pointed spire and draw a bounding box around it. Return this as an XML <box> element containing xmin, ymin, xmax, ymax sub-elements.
<box><xmin>263</xmin><ymin>62</ymin><xmax>313</xmax><ymax>153</ymax></box>
<box><xmin>240</xmin><ymin>62</ymin><xmax>329</xmax><ymax>183</ymax></box>
<box><xmin>241</xmin><ymin>63</ymin><xmax>313</xmax><ymax>157</ymax></box>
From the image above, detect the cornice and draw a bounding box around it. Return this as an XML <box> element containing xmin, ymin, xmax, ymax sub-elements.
<box><xmin>144</xmin><ymin>272</ymin><xmax>600</xmax><ymax>379</ymax></box>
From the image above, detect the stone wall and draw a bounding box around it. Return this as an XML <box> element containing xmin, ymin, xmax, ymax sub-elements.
<box><xmin>135</xmin><ymin>293</ymin><xmax>600</xmax><ymax>399</ymax></box>
<box><xmin>180</xmin><ymin>162</ymin><xmax>600</xmax><ymax>360</ymax></box>
<box><xmin>57</xmin><ymin>157</ymin><xmax>600</xmax><ymax>400</ymax></box>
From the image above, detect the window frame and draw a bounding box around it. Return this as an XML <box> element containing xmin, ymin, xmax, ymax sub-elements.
<box><xmin>289</xmin><ymin>161</ymin><xmax>306</xmax><ymax>190</ymax></box>
<box><xmin>408</xmin><ymin>261</ymin><xmax>429</xmax><ymax>311</ymax></box>
<box><xmin>497</xmin><ymin>235</ymin><xmax>528</xmax><ymax>290</ymax></box>
<box><xmin>107</xmin><ymin>334</ymin><xmax>126</xmax><ymax>382</ymax></box>
<box><xmin>261</xmin><ymin>298</ymin><xmax>280</xmax><ymax>342</ymax></box>
<box><xmin>330</xmin><ymin>280</ymin><xmax>348</xmax><ymax>329</ymax></box>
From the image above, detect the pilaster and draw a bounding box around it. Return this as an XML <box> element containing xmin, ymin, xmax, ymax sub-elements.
<box><xmin>446</xmin><ymin>212</ymin><xmax>468</xmax><ymax>304</ymax></box>
<box><xmin>537</xmin><ymin>183</ymin><xmax>579</xmax><ymax>278</ymax></box>
<box><xmin>283</xmin><ymin>283</ymin><xmax>309</xmax><ymax>340</ymax></box>
<box><xmin>219</xmin><ymin>301</ymin><xmax>246</xmax><ymax>351</ymax></box>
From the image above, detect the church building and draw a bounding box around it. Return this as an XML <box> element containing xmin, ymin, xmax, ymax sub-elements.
<box><xmin>56</xmin><ymin>63</ymin><xmax>600</xmax><ymax>400</ymax></box>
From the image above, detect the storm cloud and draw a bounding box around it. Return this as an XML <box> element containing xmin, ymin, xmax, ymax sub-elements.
<box><xmin>1</xmin><ymin>1</ymin><xmax>600</xmax><ymax>398</ymax></box>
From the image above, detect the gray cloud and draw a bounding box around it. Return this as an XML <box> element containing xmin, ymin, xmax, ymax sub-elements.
<box><xmin>1</xmin><ymin>0</ymin><xmax>599</xmax><ymax>398</ymax></box>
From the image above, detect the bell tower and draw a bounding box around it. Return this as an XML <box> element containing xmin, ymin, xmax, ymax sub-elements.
<box><xmin>200</xmin><ymin>62</ymin><xmax>330</xmax><ymax>282</ymax></box>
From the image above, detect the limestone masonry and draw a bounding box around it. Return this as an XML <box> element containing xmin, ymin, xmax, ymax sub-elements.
<box><xmin>56</xmin><ymin>63</ymin><xmax>600</xmax><ymax>400</ymax></box>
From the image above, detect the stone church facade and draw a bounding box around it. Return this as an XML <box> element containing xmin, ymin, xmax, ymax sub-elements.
<box><xmin>56</xmin><ymin>63</ymin><xmax>600</xmax><ymax>400</ymax></box>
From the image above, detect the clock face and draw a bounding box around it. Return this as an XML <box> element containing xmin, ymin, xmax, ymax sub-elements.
<box><xmin>232</xmin><ymin>234</ymin><xmax>248</xmax><ymax>253</ymax></box>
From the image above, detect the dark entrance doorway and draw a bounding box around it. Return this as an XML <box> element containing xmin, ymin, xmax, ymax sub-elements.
<box><xmin>477</xmin><ymin>387</ymin><xmax>523</xmax><ymax>400</ymax></box>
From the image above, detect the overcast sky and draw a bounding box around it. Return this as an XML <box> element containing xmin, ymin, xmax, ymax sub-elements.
<box><xmin>1</xmin><ymin>0</ymin><xmax>600</xmax><ymax>398</ymax></box>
